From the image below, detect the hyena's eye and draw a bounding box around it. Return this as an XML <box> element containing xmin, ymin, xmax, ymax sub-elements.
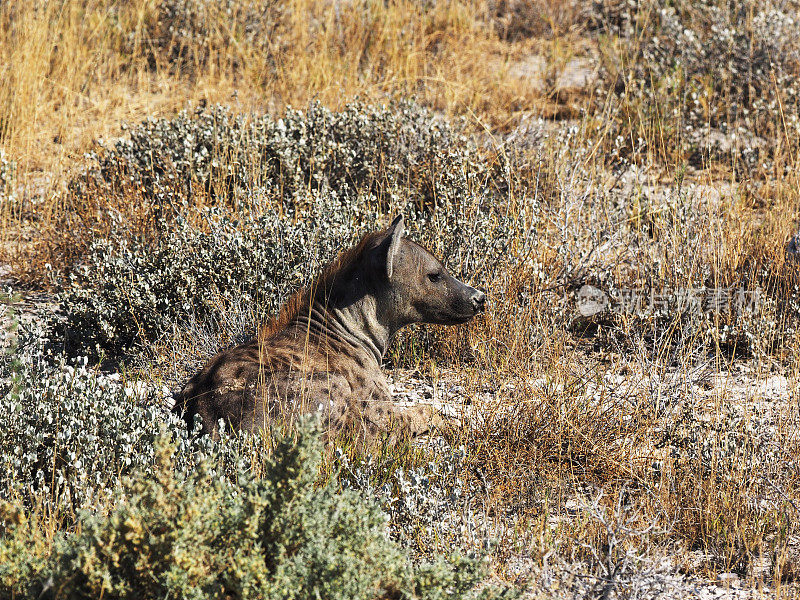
<box><xmin>428</xmin><ymin>272</ymin><xmax>442</xmax><ymax>283</ymax></box>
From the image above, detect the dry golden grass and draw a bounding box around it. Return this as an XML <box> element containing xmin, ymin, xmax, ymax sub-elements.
<box><xmin>0</xmin><ymin>0</ymin><xmax>572</xmax><ymax>187</ymax></box>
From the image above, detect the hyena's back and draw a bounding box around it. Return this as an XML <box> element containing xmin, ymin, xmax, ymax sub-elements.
<box><xmin>176</xmin><ymin>333</ymin><xmax>401</xmax><ymax>437</ymax></box>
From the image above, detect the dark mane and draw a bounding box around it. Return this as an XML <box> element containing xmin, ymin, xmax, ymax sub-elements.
<box><xmin>259</xmin><ymin>230</ymin><xmax>384</xmax><ymax>339</ymax></box>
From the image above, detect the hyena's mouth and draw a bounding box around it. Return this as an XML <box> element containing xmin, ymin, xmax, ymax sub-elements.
<box><xmin>426</xmin><ymin>312</ymin><xmax>475</xmax><ymax>326</ymax></box>
<box><xmin>450</xmin><ymin>310</ymin><xmax>481</xmax><ymax>324</ymax></box>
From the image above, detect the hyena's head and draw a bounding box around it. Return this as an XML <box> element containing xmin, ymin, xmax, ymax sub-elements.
<box><xmin>369</xmin><ymin>215</ymin><xmax>486</xmax><ymax>328</ymax></box>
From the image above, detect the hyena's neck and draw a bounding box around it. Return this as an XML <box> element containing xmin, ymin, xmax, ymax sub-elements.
<box><xmin>291</xmin><ymin>296</ymin><xmax>391</xmax><ymax>366</ymax></box>
<box><xmin>327</xmin><ymin>295</ymin><xmax>391</xmax><ymax>365</ymax></box>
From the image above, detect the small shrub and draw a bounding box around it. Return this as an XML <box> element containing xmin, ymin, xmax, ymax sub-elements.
<box><xmin>51</xmin><ymin>101</ymin><xmax>528</xmax><ymax>363</ymax></box>
<box><xmin>0</xmin><ymin>422</ymin><xmax>512</xmax><ymax>600</ymax></box>
<box><xmin>486</xmin><ymin>0</ymin><xmax>583</xmax><ymax>40</ymax></box>
<box><xmin>0</xmin><ymin>333</ymin><xmax>261</xmax><ymax>512</ymax></box>
<box><xmin>658</xmin><ymin>390</ymin><xmax>800</xmax><ymax>567</ymax></box>
<box><xmin>49</xmin><ymin>198</ymin><xmax>366</xmax><ymax>360</ymax></box>
<box><xmin>53</xmin><ymin>192</ymin><xmax>522</xmax><ymax>363</ymax></box>
<box><xmin>337</xmin><ymin>443</ymin><xmax>493</xmax><ymax>556</ymax></box>
<box><xmin>131</xmin><ymin>0</ymin><xmax>282</xmax><ymax>71</ymax></box>
<box><xmin>1</xmin><ymin>355</ymin><xmax>166</xmax><ymax>510</ymax></box>
<box><xmin>0</xmin><ymin>502</ymin><xmax>51</xmax><ymax>600</ymax></box>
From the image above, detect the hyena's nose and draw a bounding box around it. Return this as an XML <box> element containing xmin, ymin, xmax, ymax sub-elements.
<box><xmin>471</xmin><ymin>290</ymin><xmax>486</xmax><ymax>312</ymax></box>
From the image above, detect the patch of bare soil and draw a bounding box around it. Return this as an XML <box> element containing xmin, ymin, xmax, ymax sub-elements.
<box><xmin>0</xmin><ymin>264</ymin><xmax>56</xmax><ymax>354</ymax></box>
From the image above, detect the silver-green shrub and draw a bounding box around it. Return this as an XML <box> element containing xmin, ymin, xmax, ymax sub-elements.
<box><xmin>51</xmin><ymin>198</ymin><xmax>521</xmax><ymax>362</ymax></box>
<box><xmin>50</xmin><ymin>196</ymin><xmax>370</xmax><ymax>359</ymax></box>
<box><xmin>74</xmin><ymin>101</ymin><xmax>487</xmax><ymax>211</ymax></box>
<box><xmin>57</xmin><ymin>121</ymin><xmax>527</xmax><ymax>362</ymax></box>
<box><xmin>0</xmin><ymin>331</ymin><xmax>268</xmax><ymax>512</ymax></box>
<box><xmin>337</xmin><ymin>443</ymin><xmax>499</xmax><ymax>558</ymax></box>
<box><xmin>58</xmin><ymin>101</ymin><xmax>526</xmax><ymax>362</ymax></box>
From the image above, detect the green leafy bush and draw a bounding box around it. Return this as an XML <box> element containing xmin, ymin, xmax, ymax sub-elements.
<box><xmin>0</xmin><ymin>421</ymin><xmax>512</xmax><ymax>600</ymax></box>
<box><xmin>0</xmin><ymin>501</ymin><xmax>51</xmax><ymax>600</ymax></box>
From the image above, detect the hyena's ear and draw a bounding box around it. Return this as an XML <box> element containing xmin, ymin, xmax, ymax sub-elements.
<box><xmin>383</xmin><ymin>214</ymin><xmax>404</xmax><ymax>279</ymax></box>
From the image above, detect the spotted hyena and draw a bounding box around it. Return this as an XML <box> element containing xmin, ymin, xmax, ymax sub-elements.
<box><xmin>174</xmin><ymin>215</ymin><xmax>486</xmax><ymax>441</ymax></box>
